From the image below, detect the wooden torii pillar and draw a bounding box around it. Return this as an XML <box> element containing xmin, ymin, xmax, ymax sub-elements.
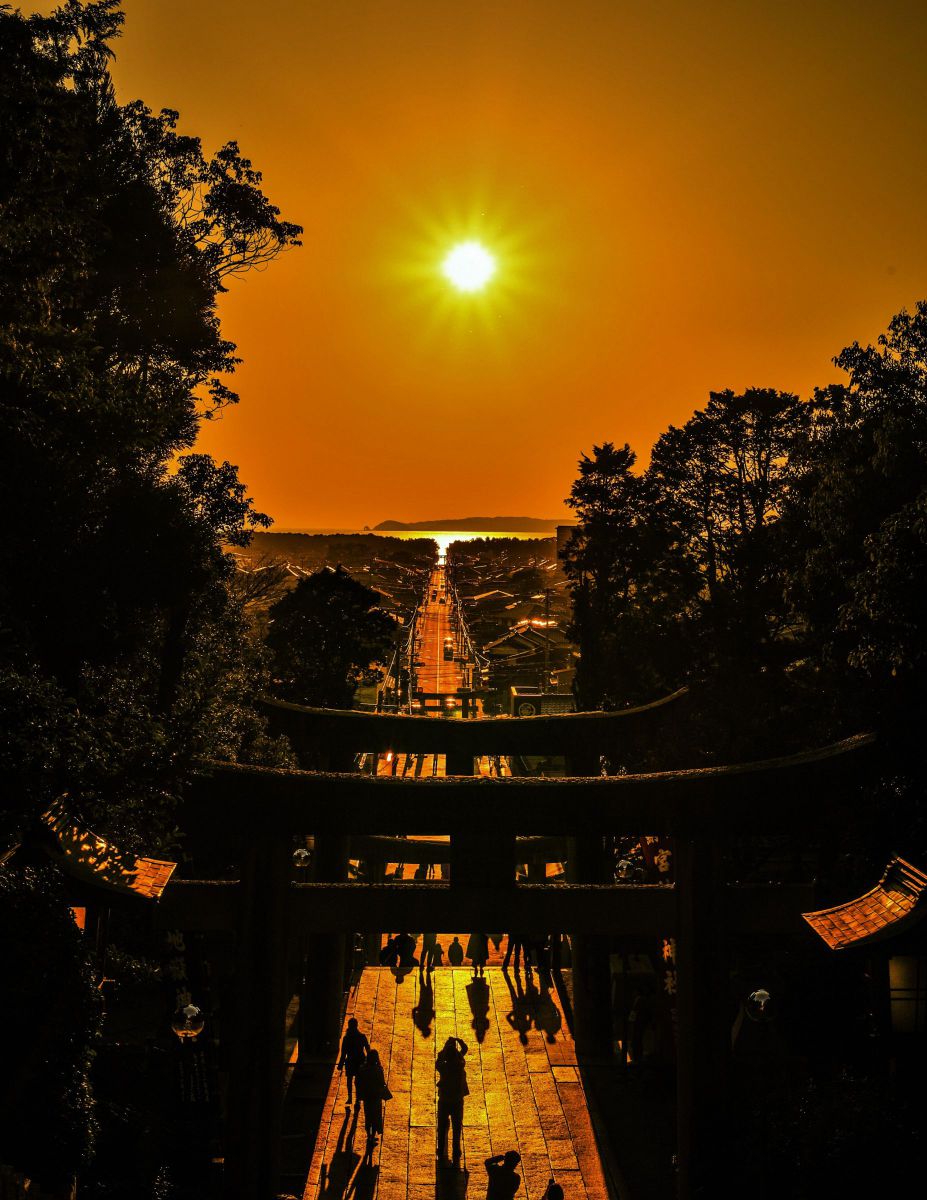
<box><xmin>223</xmin><ymin>835</ymin><xmax>291</xmax><ymax>1200</ymax></box>
<box><xmin>565</xmin><ymin>744</ymin><xmax>614</xmax><ymax>1058</ymax></box>
<box><xmin>674</xmin><ymin>829</ymin><xmax>730</xmax><ymax>1198</ymax></box>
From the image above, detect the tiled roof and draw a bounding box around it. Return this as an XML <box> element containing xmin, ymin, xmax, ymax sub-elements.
<box><xmin>43</xmin><ymin>797</ymin><xmax>176</xmax><ymax>901</ymax></box>
<box><xmin>802</xmin><ymin>857</ymin><xmax>927</xmax><ymax>950</ymax></box>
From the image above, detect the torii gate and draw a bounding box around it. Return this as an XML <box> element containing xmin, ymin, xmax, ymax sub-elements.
<box><xmin>160</xmin><ymin>690</ymin><xmax>873</xmax><ymax>1200</ymax></box>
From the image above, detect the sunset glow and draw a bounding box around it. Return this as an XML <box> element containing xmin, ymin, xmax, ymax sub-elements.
<box><xmin>441</xmin><ymin>240</ymin><xmax>496</xmax><ymax>292</ymax></box>
<box><xmin>100</xmin><ymin>1</ymin><xmax>927</xmax><ymax>531</ymax></box>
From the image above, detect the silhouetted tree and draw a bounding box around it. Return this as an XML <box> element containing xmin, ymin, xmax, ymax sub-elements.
<box><xmin>0</xmin><ymin>9</ymin><xmax>298</xmax><ymax>1183</ymax></box>
<box><xmin>647</xmin><ymin>388</ymin><xmax>807</xmax><ymax>677</ymax></box>
<box><xmin>266</xmin><ymin>567</ymin><xmax>396</xmax><ymax>708</ymax></box>
<box><xmin>784</xmin><ymin>302</ymin><xmax>927</xmax><ymax>860</ymax></box>
<box><xmin>0</xmin><ymin>2</ymin><xmax>300</xmax><ymax>851</ymax></box>
<box><xmin>562</xmin><ymin>442</ymin><xmax>694</xmax><ymax>708</ymax></box>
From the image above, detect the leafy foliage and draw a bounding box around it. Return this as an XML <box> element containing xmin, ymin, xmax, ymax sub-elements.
<box><xmin>0</xmin><ymin>2</ymin><xmax>299</xmax><ymax>850</ymax></box>
<box><xmin>0</xmin><ymin>867</ymin><xmax>102</xmax><ymax>1187</ymax></box>
<box><xmin>266</xmin><ymin>567</ymin><xmax>396</xmax><ymax>709</ymax></box>
<box><xmin>564</xmin><ymin>313</ymin><xmax>927</xmax><ymax>847</ymax></box>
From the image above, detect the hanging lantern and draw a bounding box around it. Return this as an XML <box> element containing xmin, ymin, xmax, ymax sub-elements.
<box><xmin>171</xmin><ymin>1002</ymin><xmax>205</xmax><ymax>1041</ymax></box>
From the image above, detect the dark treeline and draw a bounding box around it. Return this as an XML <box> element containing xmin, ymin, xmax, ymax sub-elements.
<box><xmin>563</xmin><ymin>305</ymin><xmax>927</xmax><ymax>866</ymax></box>
<box><xmin>0</xmin><ymin>3</ymin><xmax>300</xmax><ymax>1191</ymax></box>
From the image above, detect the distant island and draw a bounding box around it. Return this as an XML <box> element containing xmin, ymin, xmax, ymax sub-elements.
<box><xmin>373</xmin><ymin>516</ymin><xmax>564</xmax><ymax>533</ymax></box>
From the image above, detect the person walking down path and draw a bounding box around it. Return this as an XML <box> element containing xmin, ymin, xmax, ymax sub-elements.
<box><xmin>466</xmin><ymin>930</ymin><xmax>489</xmax><ymax>977</ymax></box>
<box><xmin>502</xmin><ymin>933</ymin><xmax>529</xmax><ymax>973</ymax></box>
<box><xmin>421</xmin><ymin>931</ymin><xmax>439</xmax><ymax>968</ymax></box>
<box><xmin>337</xmin><ymin>1017</ymin><xmax>370</xmax><ymax>1107</ymax></box>
<box><xmin>448</xmin><ymin>936</ymin><xmax>464</xmax><ymax>966</ymax></box>
<box><xmin>356</xmin><ymin>1048</ymin><xmax>390</xmax><ymax>1142</ymax></box>
<box><xmin>435</xmin><ymin>1035</ymin><xmax>469</xmax><ymax>1167</ymax></box>
<box><xmin>485</xmin><ymin>1150</ymin><xmax>521</xmax><ymax>1199</ymax></box>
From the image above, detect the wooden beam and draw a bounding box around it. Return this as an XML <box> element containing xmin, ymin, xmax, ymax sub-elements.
<box><xmin>351</xmin><ymin>833</ymin><xmax>566</xmax><ymax>864</ymax></box>
<box><xmin>259</xmin><ymin>687</ymin><xmax>688</xmax><ymax>756</ymax></box>
<box><xmin>187</xmin><ymin>733</ymin><xmax>874</xmax><ymax>838</ymax></box>
<box><xmin>156</xmin><ymin>880</ymin><xmax>816</xmax><ymax>936</ymax></box>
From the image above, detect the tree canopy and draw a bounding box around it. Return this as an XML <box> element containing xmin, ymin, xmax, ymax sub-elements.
<box><xmin>266</xmin><ymin>567</ymin><xmax>396</xmax><ymax>709</ymax></box>
<box><xmin>0</xmin><ymin>0</ymin><xmax>300</xmax><ymax>846</ymax></box>
<box><xmin>563</xmin><ymin>307</ymin><xmax>927</xmax><ymax>856</ymax></box>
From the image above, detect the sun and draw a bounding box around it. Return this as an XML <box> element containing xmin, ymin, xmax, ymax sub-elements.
<box><xmin>441</xmin><ymin>240</ymin><xmax>497</xmax><ymax>292</ymax></box>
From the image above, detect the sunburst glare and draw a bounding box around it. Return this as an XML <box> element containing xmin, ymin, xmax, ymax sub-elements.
<box><xmin>441</xmin><ymin>241</ymin><xmax>496</xmax><ymax>292</ymax></box>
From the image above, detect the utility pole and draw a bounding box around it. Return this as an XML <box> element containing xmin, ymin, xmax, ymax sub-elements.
<box><xmin>542</xmin><ymin>587</ymin><xmax>551</xmax><ymax>695</ymax></box>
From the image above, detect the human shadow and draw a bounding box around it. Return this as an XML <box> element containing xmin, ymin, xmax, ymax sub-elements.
<box><xmin>502</xmin><ymin>966</ymin><xmax>535</xmax><ymax>1046</ymax></box>
<box><xmin>532</xmin><ymin>986</ymin><xmax>563</xmax><ymax>1044</ymax></box>
<box><xmin>435</xmin><ymin>1163</ymin><xmax>470</xmax><ymax>1199</ymax></box>
<box><xmin>466</xmin><ymin>974</ymin><xmax>490</xmax><ymax>1043</ymax></box>
<box><xmin>347</xmin><ymin>1159</ymin><xmax>378</xmax><ymax>1200</ymax></box>
<box><xmin>317</xmin><ymin>1107</ymin><xmax>361</xmax><ymax>1198</ymax></box>
<box><xmin>413</xmin><ymin>963</ymin><xmax>436</xmax><ymax>1038</ymax></box>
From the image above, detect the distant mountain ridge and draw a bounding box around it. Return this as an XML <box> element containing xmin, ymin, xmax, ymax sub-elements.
<box><xmin>373</xmin><ymin>516</ymin><xmax>562</xmax><ymax>533</ymax></box>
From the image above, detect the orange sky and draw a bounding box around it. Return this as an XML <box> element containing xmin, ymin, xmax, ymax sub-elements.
<box><xmin>45</xmin><ymin>2</ymin><xmax>927</xmax><ymax>526</ymax></box>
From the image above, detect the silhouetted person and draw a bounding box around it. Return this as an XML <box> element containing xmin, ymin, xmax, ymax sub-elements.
<box><xmin>531</xmin><ymin>934</ymin><xmax>552</xmax><ymax>989</ymax></box>
<box><xmin>467</xmin><ymin>930</ymin><xmax>489</xmax><ymax>976</ymax></box>
<box><xmin>356</xmin><ymin>1048</ymin><xmax>390</xmax><ymax>1142</ymax></box>
<box><xmin>542</xmin><ymin>1181</ymin><xmax>564</xmax><ymax>1200</ymax></box>
<box><xmin>337</xmin><ymin>1017</ymin><xmax>370</xmax><ymax>1107</ymax></box>
<box><xmin>485</xmin><ymin>1151</ymin><xmax>521</xmax><ymax>1198</ymax></box>
<box><xmin>448</xmin><ymin>936</ymin><xmax>464</xmax><ymax>966</ymax></box>
<box><xmin>502</xmin><ymin>933</ymin><xmax>529</xmax><ymax>972</ymax></box>
<box><xmin>436</xmin><ymin>1035</ymin><xmax>469</xmax><ymax>1166</ymax></box>
<box><xmin>466</xmin><ymin>974</ymin><xmax>490</xmax><ymax>1042</ymax></box>
<box><xmin>431</xmin><ymin>939</ymin><xmax>445</xmax><ymax>967</ymax></box>
<box><xmin>421</xmin><ymin>930</ymin><xmax>439</xmax><ymax>968</ymax></box>
<box><xmin>395</xmin><ymin>931</ymin><xmax>417</xmax><ymax>970</ymax></box>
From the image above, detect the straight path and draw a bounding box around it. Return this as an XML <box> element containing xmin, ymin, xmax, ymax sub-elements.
<box><xmin>416</xmin><ymin>566</ymin><xmax>461</xmax><ymax>699</ymax></box>
<box><xmin>304</xmin><ymin>966</ymin><xmax>609</xmax><ymax>1200</ymax></box>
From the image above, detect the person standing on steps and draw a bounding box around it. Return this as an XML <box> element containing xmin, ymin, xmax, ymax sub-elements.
<box><xmin>337</xmin><ymin>1017</ymin><xmax>369</xmax><ymax>1108</ymax></box>
<box><xmin>435</xmin><ymin>1035</ymin><xmax>469</xmax><ymax>1167</ymax></box>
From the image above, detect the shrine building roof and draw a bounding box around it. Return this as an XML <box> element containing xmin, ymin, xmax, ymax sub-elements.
<box><xmin>802</xmin><ymin>856</ymin><xmax>927</xmax><ymax>950</ymax></box>
<box><xmin>43</xmin><ymin>796</ymin><xmax>176</xmax><ymax>901</ymax></box>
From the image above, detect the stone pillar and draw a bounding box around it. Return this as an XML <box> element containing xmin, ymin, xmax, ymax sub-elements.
<box><xmin>224</xmin><ymin>836</ymin><xmax>291</xmax><ymax>1200</ymax></box>
<box><xmin>674</xmin><ymin>835</ymin><xmax>729</xmax><ymax>1200</ymax></box>
<box><xmin>298</xmin><ymin>833</ymin><xmax>350</xmax><ymax>1060</ymax></box>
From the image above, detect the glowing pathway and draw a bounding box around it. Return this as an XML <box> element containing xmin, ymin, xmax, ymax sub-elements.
<box><xmin>304</xmin><ymin>965</ymin><xmax>609</xmax><ymax>1200</ymax></box>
